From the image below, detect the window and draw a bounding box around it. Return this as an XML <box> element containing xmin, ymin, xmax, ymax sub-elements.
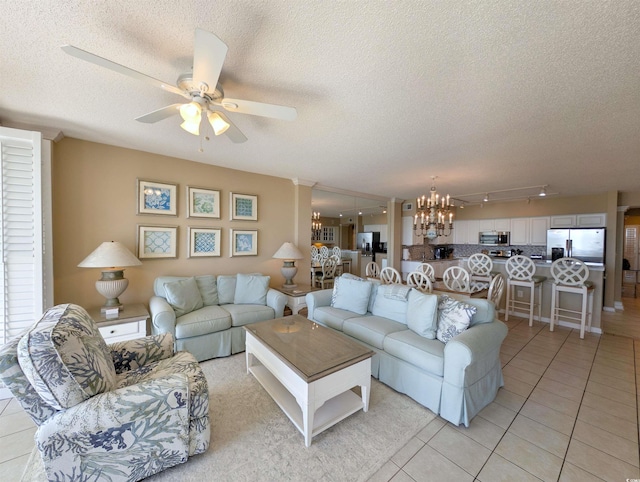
<box><xmin>0</xmin><ymin>126</ymin><xmax>51</xmax><ymax>346</ymax></box>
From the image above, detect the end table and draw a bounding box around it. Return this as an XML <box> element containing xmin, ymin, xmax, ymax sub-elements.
<box><xmin>88</xmin><ymin>303</ymin><xmax>150</xmax><ymax>343</ymax></box>
<box><xmin>272</xmin><ymin>284</ymin><xmax>319</xmax><ymax>315</ymax></box>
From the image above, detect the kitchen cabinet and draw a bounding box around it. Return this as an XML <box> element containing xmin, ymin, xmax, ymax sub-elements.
<box><xmin>510</xmin><ymin>217</ymin><xmax>549</xmax><ymax>245</ymax></box>
<box><xmin>453</xmin><ymin>220</ymin><xmax>467</xmax><ymax>244</ymax></box>
<box><xmin>494</xmin><ymin>218</ymin><xmax>511</xmax><ymax>231</ymax></box>
<box><xmin>577</xmin><ymin>213</ymin><xmax>606</xmax><ymax>227</ymax></box>
<box><xmin>550</xmin><ymin>215</ymin><xmax>577</xmax><ymax>228</ymax></box>
<box><xmin>478</xmin><ymin>219</ymin><xmax>495</xmax><ymax>232</ymax></box>
<box><xmin>402</xmin><ymin>217</ymin><xmax>414</xmax><ymax>245</ymax></box>
<box><xmin>364</xmin><ymin>223</ymin><xmax>388</xmax><ymax>243</ymax></box>
<box><xmin>466</xmin><ymin>220</ymin><xmax>480</xmax><ymax>244</ymax></box>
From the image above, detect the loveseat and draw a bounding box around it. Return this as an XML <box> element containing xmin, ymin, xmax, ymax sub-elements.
<box><xmin>149</xmin><ymin>273</ymin><xmax>287</xmax><ymax>361</ymax></box>
<box><xmin>305</xmin><ymin>275</ymin><xmax>508</xmax><ymax>426</ymax></box>
<box><xmin>0</xmin><ymin>303</ymin><xmax>209</xmax><ymax>481</ymax></box>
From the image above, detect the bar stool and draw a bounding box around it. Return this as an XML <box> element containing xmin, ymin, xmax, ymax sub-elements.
<box><xmin>407</xmin><ymin>271</ymin><xmax>433</xmax><ymax>293</ymax></box>
<box><xmin>467</xmin><ymin>253</ymin><xmax>494</xmax><ymax>290</ymax></box>
<box><xmin>550</xmin><ymin>257</ymin><xmax>594</xmax><ymax>339</ymax></box>
<box><xmin>380</xmin><ymin>267</ymin><xmax>402</xmax><ymax>284</ymax></box>
<box><xmin>365</xmin><ymin>261</ymin><xmax>380</xmax><ymax>278</ymax></box>
<box><xmin>416</xmin><ymin>263</ymin><xmax>436</xmax><ymax>282</ymax></box>
<box><xmin>443</xmin><ymin>266</ymin><xmax>471</xmax><ymax>292</ymax></box>
<box><xmin>505</xmin><ymin>255</ymin><xmax>547</xmax><ymax>326</ymax></box>
<box><xmin>487</xmin><ymin>274</ymin><xmax>505</xmax><ymax>310</ymax></box>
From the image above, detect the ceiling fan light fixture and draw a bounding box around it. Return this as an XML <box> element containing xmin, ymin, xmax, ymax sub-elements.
<box><xmin>207</xmin><ymin>111</ymin><xmax>230</xmax><ymax>136</ymax></box>
<box><xmin>180</xmin><ymin>117</ymin><xmax>201</xmax><ymax>135</ymax></box>
<box><xmin>179</xmin><ymin>101</ymin><xmax>202</xmax><ymax>122</ymax></box>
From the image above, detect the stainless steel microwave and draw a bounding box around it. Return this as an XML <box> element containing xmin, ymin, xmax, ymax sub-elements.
<box><xmin>479</xmin><ymin>231</ymin><xmax>510</xmax><ymax>246</ymax></box>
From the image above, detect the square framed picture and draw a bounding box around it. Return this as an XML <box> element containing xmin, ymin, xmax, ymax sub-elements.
<box><xmin>137</xmin><ymin>179</ymin><xmax>177</xmax><ymax>216</ymax></box>
<box><xmin>137</xmin><ymin>225</ymin><xmax>178</xmax><ymax>259</ymax></box>
<box><xmin>230</xmin><ymin>192</ymin><xmax>258</xmax><ymax>221</ymax></box>
<box><xmin>187</xmin><ymin>186</ymin><xmax>221</xmax><ymax>219</ymax></box>
<box><xmin>188</xmin><ymin>227</ymin><xmax>221</xmax><ymax>257</ymax></box>
<box><xmin>230</xmin><ymin>229</ymin><xmax>258</xmax><ymax>256</ymax></box>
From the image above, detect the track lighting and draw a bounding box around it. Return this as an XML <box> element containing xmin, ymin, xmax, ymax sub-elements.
<box><xmin>539</xmin><ymin>186</ymin><xmax>547</xmax><ymax>197</ymax></box>
<box><xmin>483</xmin><ymin>193</ymin><xmax>489</xmax><ymax>202</ymax></box>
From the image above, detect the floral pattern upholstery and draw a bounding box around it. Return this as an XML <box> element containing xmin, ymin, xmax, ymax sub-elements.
<box><xmin>0</xmin><ymin>304</ymin><xmax>210</xmax><ymax>482</ymax></box>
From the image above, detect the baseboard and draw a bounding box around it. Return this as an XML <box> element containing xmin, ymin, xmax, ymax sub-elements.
<box><xmin>505</xmin><ymin>310</ymin><xmax>602</xmax><ymax>335</ymax></box>
<box><xmin>603</xmin><ymin>305</ymin><xmax>617</xmax><ymax>312</ymax></box>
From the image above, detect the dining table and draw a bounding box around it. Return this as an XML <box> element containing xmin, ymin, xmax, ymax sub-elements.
<box><xmin>431</xmin><ymin>279</ymin><xmax>489</xmax><ymax>299</ymax></box>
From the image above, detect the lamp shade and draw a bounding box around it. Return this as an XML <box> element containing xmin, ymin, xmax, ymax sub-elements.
<box><xmin>272</xmin><ymin>242</ymin><xmax>304</xmax><ymax>260</ymax></box>
<box><xmin>78</xmin><ymin>241</ymin><xmax>142</xmax><ymax>269</ymax></box>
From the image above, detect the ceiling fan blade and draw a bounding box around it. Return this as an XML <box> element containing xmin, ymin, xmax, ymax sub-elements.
<box><xmin>135</xmin><ymin>104</ymin><xmax>183</xmax><ymax>123</ymax></box>
<box><xmin>221</xmin><ymin>98</ymin><xmax>297</xmax><ymax>121</ymax></box>
<box><xmin>192</xmin><ymin>29</ymin><xmax>228</xmax><ymax>92</ymax></box>
<box><xmin>215</xmin><ymin>111</ymin><xmax>247</xmax><ymax>143</ymax></box>
<box><xmin>61</xmin><ymin>45</ymin><xmax>187</xmax><ymax>98</ymax></box>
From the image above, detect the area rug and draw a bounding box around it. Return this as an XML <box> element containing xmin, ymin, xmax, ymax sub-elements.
<box><xmin>22</xmin><ymin>353</ymin><xmax>436</xmax><ymax>481</ymax></box>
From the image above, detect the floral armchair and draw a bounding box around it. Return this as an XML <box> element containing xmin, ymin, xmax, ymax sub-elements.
<box><xmin>0</xmin><ymin>304</ymin><xmax>210</xmax><ymax>481</ymax></box>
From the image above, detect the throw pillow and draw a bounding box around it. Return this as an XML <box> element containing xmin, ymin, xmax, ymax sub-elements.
<box><xmin>371</xmin><ymin>284</ymin><xmax>408</xmax><ymax>323</ymax></box>
<box><xmin>234</xmin><ymin>273</ymin><xmax>270</xmax><ymax>305</ymax></box>
<box><xmin>217</xmin><ymin>275</ymin><xmax>237</xmax><ymax>304</ymax></box>
<box><xmin>406</xmin><ymin>290</ymin><xmax>439</xmax><ymax>338</ymax></box>
<box><xmin>331</xmin><ymin>276</ymin><xmax>373</xmax><ymax>315</ymax></box>
<box><xmin>195</xmin><ymin>275</ymin><xmax>219</xmax><ymax>306</ymax></box>
<box><xmin>164</xmin><ymin>277</ymin><xmax>204</xmax><ymax>317</ymax></box>
<box><xmin>436</xmin><ymin>295</ymin><xmax>477</xmax><ymax>343</ymax></box>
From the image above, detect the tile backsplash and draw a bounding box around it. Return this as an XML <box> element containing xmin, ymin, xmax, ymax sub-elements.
<box><xmin>404</xmin><ymin>243</ymin><xmax>546</xmax><ymax>261</ymax></box>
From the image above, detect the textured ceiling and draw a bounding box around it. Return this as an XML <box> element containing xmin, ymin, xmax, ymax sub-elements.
<box><xmin>2</xmin><ymin>1</ymin><xmax>639</xmax><ymax>216</ymax></box>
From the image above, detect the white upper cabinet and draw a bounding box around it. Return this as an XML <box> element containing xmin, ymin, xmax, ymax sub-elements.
<box><xmin>494</xmin><ymin>218</ymin><xmax>511</xmax><ymax>231</ymax></box>
<box><xmin>401</xmin><ymin>217</ymin><xmax>414</xmax><ymax>246</ymax></box>
<box><xmin>478</xmin><ymin>219</ymin><xmax>494</xmax><ymax>231</ymax></box>
<box><xmin>577</xmin><ymin>213</ymin><xmax>606</xmax><ymax>227</ymax></box>
<box><xmin>453</xmin><ymin>220</ymin><xmax>468</xmax><ymax>244</ymax></box>
<box><xmin>529</xmin><ymin>217</ymin><xmax>550</xmax><ymax>245</ymax></box>
<box><xmin>466</xmin><ymin>220</ymin><xmax>480</xmax><ymax>244</ymax></box>
<box><xmin>550</xmin><ymin>213</ymin><xmax>606</xmax><ymax>228</ymax></box>
<box><xmin>510</xmin><ymin>218</ymin><xmax>529</xmax><ymax>245</ymax></box>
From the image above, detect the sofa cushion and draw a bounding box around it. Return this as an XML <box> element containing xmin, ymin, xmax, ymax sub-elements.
<box><xmin>371</xmin><ymin>285</ymin><xmax>408</xmax><ymax>324</ymax></box>
<box><xmin>195</xmin><ymin>275</ymin><xmax>219</xmax><ymax>306</ymax></box>
<box><xmin>175</xmin><ymin>306</ymin><xmax>232</xmax><ymax>339</ymax></box>
<box><xmin>384</xmin><ymin>330</ymin><xmax>445</xmax><ymax>376</ymax></box>
<box><xmin>367</xmin><ymin>279</ymin><xmax>382</xmax><ymax>313</ymax></box>
<box><xmin>406</xmin><ymin>290</ymin><xmax>439</xmax><ymax>339</ymax></box>
<box><xmin>164</xmin><ymin>277</ymin><xmax>204</xmax><ymax>317</ymax></box>
<box><xmin>436</xmin><ymin>295</ymin><xmax>477</xmax><ymax>343</ymax></box>
<box><xmin>222</xmin><ymin>304</ymin><xmax>275</xmax><ymax>327</ymax></box>
<box><xmin>17</xmin><ymin>304</ymin><xmax>117</xmax><ymax>410</ymax></box>
<box><xmin>234</xmin><ymin>273</ymin><xmax>270</xmax><ymax>305</ymax></box>
<box><xmin>314</xmin><ymin>306</ymin><xmax>363</xmax><ymax>331</ymax></box>
<box><xmin>217</xmin><ymin>275</ymin><xmax>237</xmax><ymax>304</ymax></box>
<box><xmin>343</xmin><ymin>316</ymin><xmax>407</xmax><ymax>349</ymax></box>
<box><xmin>331</xmin><ymin>276</ymin><xmax>373</xmax><ymax>315</ymax></box>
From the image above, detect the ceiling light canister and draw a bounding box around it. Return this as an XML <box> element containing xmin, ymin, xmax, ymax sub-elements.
<box><xmin>207</xmin><ymin>111</ymin><xmax>230</xmax><ymax>136</ymax></box>
<box><xmin>539</xmin><ymin>186</ymin><xmax>547</xmax><ymax>197</ymax></box>
<box><xmin>483</xmin><ymin>193</ymin><xmax>489</xmax><ymax>202</ymax></box>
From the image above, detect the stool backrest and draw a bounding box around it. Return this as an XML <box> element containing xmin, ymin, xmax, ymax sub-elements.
<box><xmin>416</xmin><ymin>263</ymin><xmax>436</xmax><ymax>282</ymax></box>
<box><xmin>487</xmin><ymin>274</ymin><xmax>505</xmax><ymax>307</ymax></box>
<box><xmin>505</xmin><ymin>255</ymin><xmax>536</xmax><ymax>281</ymax></box>
<box><xmin>407</xmin><ymin>271</ymin><xmax>433</xmax><ymax>293</ymax></box>
<box><xmin>467</xmin><ymin>253</ymin><xmax>493</xmax><ymax>276</ymax></box>
<box><xmin>380</xmin><ymin>267</ymin><xmax>402</xmax><ymax>285</ymax></box>
<box><xmin>443</xmin><ymin>266</ymin><xmax>470</xmax><ymax>292</ymax></box>
<box><xmin>365</xmin><ymin>261</ymin><xmax>380</xmax><ymax>278</ymax></box>
<box><xmin>550</xmin><ymin>257</ymin><xmax>590</xmax><ymax>286</ymax></box>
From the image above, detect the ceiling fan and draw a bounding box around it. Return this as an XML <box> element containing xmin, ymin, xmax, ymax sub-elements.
<box><xmin>61</xmin><ymin>29</ymin><xmax>297</xmax><ymax>143</ymax></box>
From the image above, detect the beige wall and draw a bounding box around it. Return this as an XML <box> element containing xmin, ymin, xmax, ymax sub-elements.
<box><xmin>53</xmin><ymin>138</ymin><xmax>304</xmax><ymax>309</ymax></box>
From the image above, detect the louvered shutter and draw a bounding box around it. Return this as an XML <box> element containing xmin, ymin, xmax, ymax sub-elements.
<box><xmin>0</xmin><ymin>127</ymin><xmax>43</xmax><ymax>345</ymax></box>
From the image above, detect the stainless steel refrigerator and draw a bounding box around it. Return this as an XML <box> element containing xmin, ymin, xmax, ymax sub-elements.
<box><xmin>546</xmin><ymin>228</ymin><xmax>606</xmax><ymax>263</ymax></box>
<box><xmin>356</xmin><ymin>232</ymin><xmax>380</xmax><ymax>255</ymax></box>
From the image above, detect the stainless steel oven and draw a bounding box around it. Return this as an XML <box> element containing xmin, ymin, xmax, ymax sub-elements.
<box><xmin>479</xmin><ymin>231</ymin><xmax>510</xmax><ymax>246</ymax></box>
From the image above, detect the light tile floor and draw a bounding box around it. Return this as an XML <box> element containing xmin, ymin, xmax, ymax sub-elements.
<box><xmin>2</xmin><ymin>304</ymin><xmax>640</xmax><ymax>482</ymax></box>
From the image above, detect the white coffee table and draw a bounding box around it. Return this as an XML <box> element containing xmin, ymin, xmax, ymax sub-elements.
<box><xmin>244</xmin><ymin>315</ymin><xmax>373</xmax><ymax>447</ymax></box>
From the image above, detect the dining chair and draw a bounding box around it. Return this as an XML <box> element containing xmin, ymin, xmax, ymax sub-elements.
<box><xmin>407</xmin><ymin>271</ymin><xmax>433</xmax><ymax>293</ymax></box>
<box><xmin>332</xmin><ymin>246</ymin><xmax>341</xmax><ymax>258</ymax></box>
<box><xmin>313</xmin><ymin>256</ymin><xmax>337</xmax><ymax>289</ymax></box>
<box><xmin>311</xmin><ymin>246</ymin><xmax>319</xmax><ymax>258</ymax></box>
<box><xmin>467</xmin><ymin>253</ymin><xmax>493</xmax><ymax>290</ymax></box>
<box><xmin>549</xmin><ymin>257</ymin><xmax>594</xmax><ymax>339</ymax></box>
<box><xmin>319</xmin><ymin>246</ymin><xmax>330</xmax><ymax>259</ymax></box>
<box><xmin>365</xmin><ymin>261</ymin><xmax>380</xmax><ymax>278</ymax></box>
<box><xmin>416</xmin><ymin>263</ymin><xmax>436</xmax><ymax>282</ymax></box>
<box><xmin>330</xmin><ymin>254</ymin><xmax>342</xmax><ymax>276</ymax></box>
<box><xmin>505</xmin><ymin>255</ymin><xmax>547</xmax><ymax>326</ymax></box>
<box><xmin>443</xmin><ymin>266</ymin><xmax>471</xmax><ymax>292</ymax></box>
<box><xmin>380</xmin><ymin>267</ymin><xmax>402</xmax><ymax>285</ymax></box>
<box><xmin>487</xmin><ymin>274</ymin><xmax>505</xmax><ymax>310</ymax></box>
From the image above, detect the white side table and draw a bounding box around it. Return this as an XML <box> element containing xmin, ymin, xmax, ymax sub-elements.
<box><xmin>272</xmin><ymin>284</ymin><xmax>319</xmax><ymax>315</ymax></box>
<box><xmin>88</xmin><ymin>303</ymin><xmax>150</xmax><ymax>343</ymax></box>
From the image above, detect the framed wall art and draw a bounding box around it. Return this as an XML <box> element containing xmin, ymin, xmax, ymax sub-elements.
<box><xmin>230</xmin><ymin>229</ymin><xmax>258</xmax><ymax>256</ymax></box>
<box><xmin>230</xmin><ymin>192</ymin><xmax>258</xmax><ymax>221</ymax></box>
<box><xmin>187</xmin><ymin>186</ymin><xmax>221</xmax><ymax>219</ymax></box>
<box><xmin>137</xmin><ymin>179</ymin><xmax>177</xmax><ymax>216</ymax></box>
<box><xmin>188</xmin><ymin>227</ymin><xmax>221</xmax><ymax>257</ymax></box>
<box><xmin>137</xmin><ymin>225</ymin><xmax>178</xmax><ymax>259</ymax></box>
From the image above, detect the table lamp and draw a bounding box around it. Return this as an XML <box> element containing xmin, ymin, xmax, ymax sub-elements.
<box><xmin>78</xmin><ymin>241</ymin><xmax>142</xmax><ymax>312</ymax></box>
<box><xmin>272</xmin><ymin>242</ymin><xmax>304</xmax><ymax>289</ymax></box>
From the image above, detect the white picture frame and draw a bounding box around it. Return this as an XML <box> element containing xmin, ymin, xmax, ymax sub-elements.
<box><xmin>230</xmin><ymin>192</ymin><xmax>258</xmax><ymax>221</ymax></box>
<box><xmin>188</xmin><ymin>227</ymin><xmax>221</xmax><ymax>257</ymax></box>
<box><xmin>137</xmin><ymin>225</ymin><xmax>178</xmax><ymax>259</ymax></box>
<box><xmin>187</xmin><ymin>186</ymin><xmax>221</xmax><ymax>219</ymax></box>
<box><xmin>137</xmin><ymin>179</ymin><xmax>178</xmax><ymax>216</ymax></box>
<box><xmin>230</xmin><ymin>229</ymin><xmax>258</xmax><ymax>256</ymax></box>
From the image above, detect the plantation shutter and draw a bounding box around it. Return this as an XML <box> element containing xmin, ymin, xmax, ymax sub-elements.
<box><xmin>0</xmin><ymin>127</ymin><xmax>44</xmax><ymax>345</ymax></box>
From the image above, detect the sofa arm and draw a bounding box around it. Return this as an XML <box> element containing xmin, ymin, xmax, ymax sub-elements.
<box><xmin>305</xmin><ymin>289</ymin><xmax>333</xmax><ymax>320</ymax></box>
<box><xmin>443</xmin><ymin>320</ymin><xmax>508</xmax><ymax>387</ymax></box>
<box><xmin>267</xmin><ymin>289</ymin><xmax>287</xmax><ymax>318</ymax></box>
<box><xmin>150</xmin><ymin>296</ymin><xmax>177</xmax><ymax>336</ymax></box>
<box><xmin>109</xmin><ymin>333</ymin><xmax>175</xmax><ymax>374</ymax></box>
<box><xmin>37</xmin><ymin>373</ymin><xmax>191</xmax><ymax>480</ymax></box>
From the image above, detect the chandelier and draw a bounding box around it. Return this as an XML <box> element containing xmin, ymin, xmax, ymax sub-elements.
<box><xmin>414</xmin><ymin>177</ymin><xmax>454</xmax><ymax>239</ymax></box>
<box><xmin>311</xmin><ymin>211</ymin><xmax>322</xmax><ymax>236</ymax></box>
